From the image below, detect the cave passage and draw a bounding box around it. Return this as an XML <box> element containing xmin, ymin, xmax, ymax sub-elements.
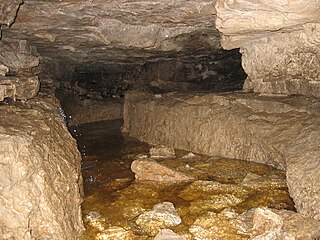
<box><xmin>70</xmin><ymin>119</ymin><xmax>295</xmax><ymax>239</ymax></box>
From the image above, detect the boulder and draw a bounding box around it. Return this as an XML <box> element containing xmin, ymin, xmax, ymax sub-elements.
<box><xmin>135</xmin><ymin>202</ymin><xmax>181</xmax><ymax>236</ymax></box>
<box><xmin>251</xmin><ymin>208</ymin><xmax>320</xmax><ymax>240</ymax></box>
<box><xmin>131</xmin><ymin>159</ymin><xmax>193</xmax><ymax>182</ymax></box>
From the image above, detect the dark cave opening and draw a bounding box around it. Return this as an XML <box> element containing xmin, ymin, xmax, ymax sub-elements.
<box><xmin>63</xmin><ymin>49</ymin><xmax>246</xmax><ymax>101</ymax></box>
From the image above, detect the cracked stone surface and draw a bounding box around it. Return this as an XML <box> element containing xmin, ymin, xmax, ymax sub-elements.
<box><xmin>2</xmin><ymin>0</ymin><xmax>219</xmax><ymax>68</ymax></box>
<box><xmin>0</xmin><ymin>88</ymin><xmax>83</xmax><ymax>239</ymax></box>
<box><xmin>215</xmin><ymin>0</ymin><xmax>320</xmax><ymax>97</ymax></box>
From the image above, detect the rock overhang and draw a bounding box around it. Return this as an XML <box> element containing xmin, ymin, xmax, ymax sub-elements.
<box><xmin>1</xmin><ymin>0</ymin><xmax>220</xmax><ymax>71</ymax></box>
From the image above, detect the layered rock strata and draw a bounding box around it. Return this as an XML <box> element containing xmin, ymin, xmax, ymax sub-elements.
<box><xmin>0</xmin><ymin>39</ymin><xmax>40</xmax><ymax>101</ymax></box>
<box><xmin>0</xmin><ymin>88</ymin><xmax>84</xmax><ymax>239</ymax></box>
<box><xmin>215</xmin><ymin>0</ymin><xmax>320</xmax><ymax>96</ymax></box>
<box><xmin>123</xmin><ymin>91</ymin><xmax>320</xmax><ymax>220</ymax></box>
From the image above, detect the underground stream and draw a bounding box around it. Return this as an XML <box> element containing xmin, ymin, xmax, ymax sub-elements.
<box><xmin>69</xmin><ymin>119</ymin><xmax>295</xmax><ymax>240</ymax></box>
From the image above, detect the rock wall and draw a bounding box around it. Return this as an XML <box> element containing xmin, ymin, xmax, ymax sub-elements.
<box><xmin>0</xmin><ymin>39</ymin><xmax>41</xmax><ymax>101</ymax></box>
<box><xmin>215</xmin><ymin>0</ymin><xmax>320</xmax><ymax>96</ymax></box>
<box><xmin>123</xmin><ymin>91</ymin><xmax>320</xmax><ymax>220</ymax></box>
<box><xmin>59</xmin><ymin>93</ymin><xmax>123</xmax><ymax>126</ymax></box>
<box><xmin>0</xmin><ymin>88</ymin><xmax>84</xmax><ymax>239</ymax></box>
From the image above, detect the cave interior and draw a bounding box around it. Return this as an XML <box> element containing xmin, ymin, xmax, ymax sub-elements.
<box><xmin>1</xmin><ymin>0</ymin><xmax>320</xmax><ymax>240</ymax></box>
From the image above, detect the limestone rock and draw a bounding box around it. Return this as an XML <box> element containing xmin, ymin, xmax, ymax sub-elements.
<box><xmin>150</xmin><ymin>145</ymin><xmax>176</xmax><ymax>159</ymax></box>
<box><xmin>0</xmin><ymin>75</ymin><xmax>40</xmax><ymax>101</ymax></box>
<box><xmin>215</xmin><ymin>0</ymin><xmax>320</xmax><ymax>97</ymax></box>
<box><xmin>124</xmin><ymin>91</ymin><xmax>320</xmax><ymax>219</ymax></box>
<box><xmin>154</xmin><ymin>229</ymin><xmax>186</xmax><ymax>240</ymax></box>
<box><xmin>135</xmin><ymin>202</ymin><xmax>181</xmax><ymax>236</ymax></box>
<box><xmin>131</xmin><ymin>159</ymin><xmax>193</xmax><ymax>182</ymax></box>
<box><xmin>251</xmin><ymin>208</ymin><xmax>320</xmax><ymax>240</ymax></box>
<box><xmin>189</xmin><ymin>210</ymin><xmax>248</xmax><ymax>239</ymax></box>
<box><xmin>0</xmin><ymin>64</ymin><xmax>9</xmax><ymax>76</ymax></box>
<box><xmin>240</xmin><ymin>24</ymin><xmax>320</xmax><ymax>97</ymax></box>
<box><xmin>240</xmin><ymin>173</ymin><xmax>287</xmax><ymax>190</ymax></box>
<box><xmin>2</xmin><ymin>0</ymin><xmax>219</xmax><ymax>67</ymax></box>
<box><xmin>0</xmin><ymin>90</ymin><xmax>84</xmax><ymax>239</ymax></box>
<box><xmin>0</xmin><ymin>0</ymin><xmax>23</xmax><ymax>27</ymax></box>
<box><xmin>59</xmin><ymin>94</ymin><xmax>123</xmax><ymax>126</ymax></box>
<box><xmin>0</xmin><ymin>39</ymin><xmax>40</xmax><ymax>74</ymax></box>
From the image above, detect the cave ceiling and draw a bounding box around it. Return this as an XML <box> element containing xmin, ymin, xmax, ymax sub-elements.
<box><xmin>1</xmin><ymin>0</ymin><xmax>220</xmax><ymax>71</ymax></box>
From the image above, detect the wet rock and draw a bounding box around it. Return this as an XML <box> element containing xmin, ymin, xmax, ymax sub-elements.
<box><xmin>124</xmin><ymin>91</ymin><xmax>320</xmax><ymax>219</ymax></box>
<box><xmin>97</xmin><ymin>226</ymin><xmax>133</xmax><ymax>240</ymax></box>
<box><xmin>215</xmin><ymin>0</ymin><xmax>320</xmax><ymax>97</ymax></box>
<box><xmin>182</xmin><ymin>152</ymin><xmax>196</xmax><ymax>159</ymax></box>
<box><xmin>150</xmin><ymin>145</ymin><xmax>176</xmax><ymax>159</ymax></box>
<box><xmin>135</xmin><ymin>202</ymin><xmax>181</xmax><ymax>236</ymax></box>
<box><xmin>179</xmin><ymin>181</ymin><xmax>248</xmax><ymax>213</ymax></box>
<box><xmin>0</xmin><ymin>90</ymin><xmax>83</xmax><ymax>239</ymax></box>
<box><xmin>240</xmin><ymin>173</ymin><xmax>287</xmax><ymax>190</ymax></box>
<box><xmin>251</xmin><ymin>208</ymin><xmax>320</xmax><ymax>240</ymax></box>
<box><xmin>131</xmin><ymin>159</ymin><xmax>193</xmax><ymax>182</ymax></box>
<box><xmin>59</xmin><ymin>94</ymin><xmax>123</xmax><ymax>126</ymax></box>
<box><xmin>0</xmin><ymin>75</ymin><xmax>40</xmax><ymax>101</ymax></box>
<box><xmin>154</xmin><ymin>229</ymin><xmax>186</xmax><ymax>240</ymax></box>
<box><xmin>189</xmin><ymin>210</ymin><xmax>249</xmax><ymax>239</ymax></box>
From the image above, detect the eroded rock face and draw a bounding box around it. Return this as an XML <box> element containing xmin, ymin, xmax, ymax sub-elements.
<box><xmin>123</xmin><ymin>91</ymin><xmax>320</xmax><ymax>219</ymax></box>
<box><xmin>0</xmin><ymin>88</ymin><xmax>84</xmax><ymax>239</ymax></box>
<box><xmin>0</xmin><ymin>0</ymin><xmax>23</xmax><ymax>27</ymax></box>
<box><xmin>0</xmin><ymin>39</ymin><xmax>40</xmax><ymax>101</ymax></box>
<box><xmin>2</xmin><ymin>0</ymin><xmax>219</xmax><ymax>67</ymax></box>
<box><xmin>215</xmin><ymin>0</ymin><xmax>320</xmax><ymax>97</ymax></box>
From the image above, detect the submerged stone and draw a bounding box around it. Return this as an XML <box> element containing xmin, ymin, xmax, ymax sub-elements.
<box><xmin>135</xmin><ymin>202</ymin><xmax>182</xmax><ymax>236</ymax></box>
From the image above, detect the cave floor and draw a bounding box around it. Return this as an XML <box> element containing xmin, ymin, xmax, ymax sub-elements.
<box><xmin>72</xmin><ymin>120</ymin><xmax>295</xmax><ymax>240</ymax></box>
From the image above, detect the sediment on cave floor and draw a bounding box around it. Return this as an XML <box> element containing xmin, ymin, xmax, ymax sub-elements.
<box><xmin>74</xmin><ymin>119</ymin><xmax>320</xmax><ymax>239</ymax></box>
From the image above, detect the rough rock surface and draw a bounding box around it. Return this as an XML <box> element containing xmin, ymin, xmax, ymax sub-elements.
<box><xmin>215</xmin><ymin>0</ymin><xmax>320</xmax><ymax>96</ymax></box>
<box><xmin>0</xmin><ymin>88</ymin><xmax>84</xmax><ymax>239</ymax></box>
<box><xmin>131</xmin><ymin>159</ymin><xmax>193</xmax><ymax>182</ymax></box>
<box><xmin>123</xmin><ymin>91</ymin><xmax>320</xmax><ymax>219</ymax></box>
<box><xmin>135</xmin><ymin>201</ymin><xmax>181</xmax><ymax>236</ymax></box>
<box><xmin>154</xmin><ymin>229</ymin><xmax>185</xmax><ymax>240</ymax></box>
<box><xmin>59</xmin><ymin>94</ymin><xmax>123</xmax><ymax>126</ymax></box>
<box><xmin>0</xmin><ymin>0</ymin><xmax>23</xmax><ymax>27</ymax></box>
<box><xmin>0</xmin><ymin>39</ymin><xmax>41</xmax><ymax>101</ymax></box>
<box><xmin>149</xmin><ymin>145</ymin><xmax>176</xmax><ymax>159</ymax></box>
<box><xmin>0</xmin><ymin>75</ymin><xmax>40</xmax><ymax>101</ymax></box>
<box><xmin>2</xmin><ymin>0</ymin><xmax>219</xmax><ymax>67</ymax></box>
<box><xmin>251</xmin><ymin>208</ymin><xmax>320</xmax><ymax>240</ymax></box>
